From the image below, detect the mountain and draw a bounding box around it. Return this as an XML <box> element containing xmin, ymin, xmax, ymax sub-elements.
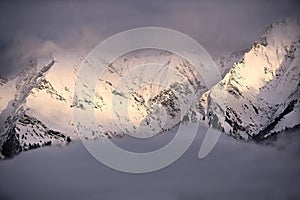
<box><xmin>0</xmin><ymin>49</ymin><xmax>209</xmax><ymax>158</ymax></box>
<box><xmin>0</xmin><ymin>59</ymin><xmax>73</xmax><ymax>158</ymax></box>
<box><xmin>72</xmin><ymin>49</ymin><xmax>209</xmax><ymax>138</ymax></box>
<box><xmin>0</xmin><ymin>18</ymin><xmax>299</xmax><ymax>158</ymax></box>
<box><xmin>213</xmin><ymin>49</ymin><xmax>248</xmax><ymax>77</ymax></box>
<box><xmin>186</xmin><ymin>18</ymin><xmax>300</xmax><ymax>140</ymax></box>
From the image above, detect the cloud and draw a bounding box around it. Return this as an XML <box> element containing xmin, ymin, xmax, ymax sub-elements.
<box><xmin>0</xmin><ymin>126</ymin><xmax>299</xmax><ymax>199</ymax></box>
<box><xmin>0</xmin><ymin>0</ymin><xmax>299</xmax><ymax>77</ymax></box>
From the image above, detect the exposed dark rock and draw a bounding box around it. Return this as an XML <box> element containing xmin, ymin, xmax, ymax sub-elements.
<box><xmin>1</xmin><ymin>133</ymin><xmax>21</xmax><ymax>158</ymax></box>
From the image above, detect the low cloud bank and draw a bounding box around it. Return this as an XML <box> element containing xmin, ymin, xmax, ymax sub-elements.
<box><xmin>0</xmin><ymin>126</ymin><xmax>299</xmax><ymax>200</ymax></box>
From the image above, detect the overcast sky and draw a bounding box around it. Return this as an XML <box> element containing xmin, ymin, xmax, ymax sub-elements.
<box><xmin>0</xmin><ymin>0</ymin><xmax>299</xmax><ymax>77</ymax></box>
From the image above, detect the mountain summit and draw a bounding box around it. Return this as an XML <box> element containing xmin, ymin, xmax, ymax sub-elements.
<box><xmin>0</xmin><ymin>18</ymin><xmax>299</xmax><ymax>158</ymax></box>
<box><xmin>187</xmin><ymin>18</ymin><xmax>300</xmax><ymax>140</ymax></box>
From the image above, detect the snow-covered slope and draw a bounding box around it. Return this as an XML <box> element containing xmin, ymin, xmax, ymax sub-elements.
<box><xmin>213</xmin><ymin>49</ymin><xmax>248</xmax><ymax>77</ymax></box>
<box><xmin>0</xmin><ymin>49</ymin><xmax>208</xmax><ymax>158</ymax></box>
<box><xmin>0</xmin><ymin>59</ymin><xmax>73</xmax><ymax>158</ymax></box>
<box><xmin>73</xmin><ymin>49</ymin><xmax>208</xmax><ymax>139</ymax></box>
<box><xmin>191</xmin><ymin>18</ymin><xmax>300</xmax><ymax>140</ymax></box>
<box><xmin>0</xmin><ymin>18</ymin><xmax>299</xmax><ymax>158</ymax></box>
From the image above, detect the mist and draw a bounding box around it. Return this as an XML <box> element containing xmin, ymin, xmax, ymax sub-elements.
<box><xmin>0</xmin><ymin>126</ymin><xmax>299</xmax><ymax>200</ymax></box>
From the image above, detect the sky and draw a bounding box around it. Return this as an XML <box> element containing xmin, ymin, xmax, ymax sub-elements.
<box><xmin>0</xmin><ymin>0</ymin><xmax>299</xmax><ymax>77</ymax></box>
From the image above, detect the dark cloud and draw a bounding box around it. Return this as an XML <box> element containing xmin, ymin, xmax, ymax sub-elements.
<box><xmin>0</xmin><ymin>0</ymin><xmax>299</xmax><ymax>77</ymax></box>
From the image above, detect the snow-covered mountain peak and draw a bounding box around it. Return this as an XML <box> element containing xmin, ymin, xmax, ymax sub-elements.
<box><xmin>213</xmin><ymin>49</ymin><xmax>248</xmax><ymax>77</ymax></box>
<box><xmin>74</xmin><ymin>49</ymin><xmax>209</xmax><ymax>138</ymax></box>
<box><xmin>260</xmin><ymin>18</ymin><xmax>300</xmax><ymax>46</ymax></box>
<box><xmin>0</xmin><ymin>59</ymin><xmax>72</xmax><ymax>158</ymax></box>
<box><xmin>0</xmin><ymin>18</ymin><xmax>299</xmax><ymax>158</ymax></box>
<box><xmin>201</xmin><ymin>18</ymin><xmax>300</xmax><ymax>140</ymax></box>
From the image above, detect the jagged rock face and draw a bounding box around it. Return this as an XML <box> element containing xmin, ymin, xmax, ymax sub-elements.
<box><xmin>214</xmin><ymin>49</ymin><xmax>248</xmax><ymax>77</ymax></box>
<box><xmin>2</xmin><ymin>110</ymin><xmax>70</xmax><ymax>158</ymax></box>
<box><xmin>0</xmin><ymin>49</ymin><xmax>208</xmax><ymax>158</ymax></box>
<box><xmin>74</xmin><ymin>49</ymin><xmax>208</xmax><ymax>139</ymax></box>
<box><xmin>0</xmin><ymin>60</ymin><xmax>72</xmax><ymax>158</ymax></box>
<box><xmin>204</xmin><ymin>18</ymin><xmax>300</xmax><ymax>140</ymax></box>
<box><xmin>0</xmin><ymin>76</ymin><xmax>7</xmax><ymax>86</ymax></box>
<box><xmin>0</xmin><ymin>18</ymin><xmax>299</xmax><ymax>158</ymax></box>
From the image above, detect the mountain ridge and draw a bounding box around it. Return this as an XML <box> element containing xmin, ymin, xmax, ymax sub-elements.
<box><xmin>186</xmin><ymin>18</ymin><xmax>300</xmax><ymax>140</ymax></box>
<box><xmin>0</xmin><ymin>18</ymin><xmax>299</xmax><ymax>158</ymax></box>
